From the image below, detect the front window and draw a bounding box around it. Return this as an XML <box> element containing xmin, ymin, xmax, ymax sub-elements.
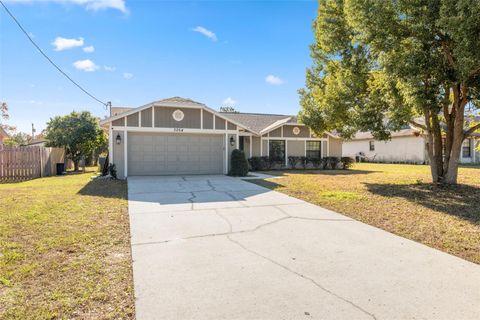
<box><xmin>306</xmin><ymin>141</ymin><xmax>321</xmax><ymax>159</ymax></box>
<box><xmin>462</xmin><ymin>139</ymin><xmax>471</xmax><ymax>158</ymax></box>
<box><xmin>369</xmin><ymin>141</ymin><xmax>375</xmax><ymax>151</ymax></box>
<box><xmin>269</xmin><ymin>140</ymin><xmax>285</xmax><ymax>163</ymax></box>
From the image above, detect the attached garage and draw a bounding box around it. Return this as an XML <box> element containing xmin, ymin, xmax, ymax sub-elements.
<box><xmin>128</xmin><ymin>132</ymin><xmax>224</xmax><ymax>175</ymax></box>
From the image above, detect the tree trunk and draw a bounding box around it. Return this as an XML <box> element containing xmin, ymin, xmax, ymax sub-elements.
<box><xmin>74</xmin><ymin>160</ymin><xmax>79</xmax><ymax>172</ymax></box>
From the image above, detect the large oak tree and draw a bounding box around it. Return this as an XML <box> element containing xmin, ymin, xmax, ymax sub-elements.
<box><xmin>299</xmin><ymin>0</ymin><xmax>480</xmax><ymax>184</ymax></box>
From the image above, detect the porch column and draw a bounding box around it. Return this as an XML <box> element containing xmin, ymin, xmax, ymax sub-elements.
<box><xmin>124</xmin><ymin>130</ymin><xmax>128</xmax><ymax>178</ymax></box>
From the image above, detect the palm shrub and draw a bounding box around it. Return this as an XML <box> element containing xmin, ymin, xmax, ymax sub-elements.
<box><xmin>326</xmin><ymin>157</ymin><xmax>340</xmax><ymax>169</ymax></box>
<box><xmin>309</xmin><ymin>157</ymin><xmax>321</xmax><ymax>169</ymax></box>
<box><xmin>288</xmin><ymin>156</ymin><xmax>300</xmax><ymax>169</ymax></box>
<box><xmin>320</xmin><ymin>157</ymin><xmax>329</xmax><ymax>170</ymax></box>
<box><xmin>229</xmin><ymin>149</ymin><xmax>249</xmax><ymax>177</ymax></box>
<box><xmin>300</xmin><ymin>156</ymin><xmax>308</xmax><ymax>169</ymax></box>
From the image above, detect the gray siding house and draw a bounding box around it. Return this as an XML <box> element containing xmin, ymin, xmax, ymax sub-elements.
<box><xmin>100</xmin><ymin>97</ymin><xmax>342</xmax><ymax>179</ymax></box>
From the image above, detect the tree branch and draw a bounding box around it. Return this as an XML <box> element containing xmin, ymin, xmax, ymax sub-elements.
<box><xmin>409</xmin><ymin>120</ymin><xmax>426</xmax><ymax>130</ymax></box>
<box><xmin>465</xmin><ymin>123</ymin><xmax>480</xmax><ymax>136</ymax></box>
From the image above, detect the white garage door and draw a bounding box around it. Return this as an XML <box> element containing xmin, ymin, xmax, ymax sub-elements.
<box><xmin>128</xmin><ymin>132</ymin><xmax>224</xmax><ymax>175</ymax></box>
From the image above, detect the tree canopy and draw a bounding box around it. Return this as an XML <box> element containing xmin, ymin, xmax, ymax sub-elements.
<box><xmin>45</xmin><ymin>111</ymin><xmax>106</xmax><ymax>171</ymax></box>
<box><xmin>299</xmin><ymin>0</ymin><xmax>480</xmax><ymax>184</ymax></box>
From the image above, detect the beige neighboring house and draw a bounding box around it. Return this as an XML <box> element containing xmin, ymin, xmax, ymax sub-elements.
<box><xmin>0</xmin><ymin>127</ymin><xmax>10</xmax><ymax>144</ymax></box>
<box><xmin>343</xmin><ymin>125</ymin><xmax>480</xmax><ymax>164</ymax></box>
<box><xmin>100</xmin><ymin>97</ymin><xmax>342</xmax><ymax>179</ymax></box>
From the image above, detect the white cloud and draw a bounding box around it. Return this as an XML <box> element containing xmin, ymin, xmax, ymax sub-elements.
<box><xmin>52</xmin><ymin>37</ymin><xmax>84</xmax><ymax>51</ymax></box>
<box><xmin>192</xmin><ymin>26</ymin><xmax>217</xmax><ymax>41</ymax></box>
<box><xmin>104</xmin><ymin>65</ymin><xmax>116</xmax><ymax>71</ymax></box>
<box><xmin>222</xmin><ymin>97</ymin><xmax>237</xmax><ymax>106</ymax></box>
<box><xmin>73</xmin><ymin>59</ymin><xmax>99</xmax><ymax>72</ymax></box>
<box><xmin>4</xmin><ymin>0</ymin><xmax>128</xmax><ymax>13</ymax></box>
<box><xmin>123</xmin><ymin>72</ymin><xmax>133</xmax><ymax>79</ymax></box>
<box><xmin>265</xmin><ymin>74</ymin><xmax>285</xmax><ymax>85</ymax></box>
<box><xmin>83</xmin><ymin>45</ymin><xmax>95</xmax><ymax>53</ymax></box>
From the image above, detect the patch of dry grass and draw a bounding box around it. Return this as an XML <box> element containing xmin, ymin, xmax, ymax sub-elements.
<box><xmin>249</xmin><ymin>163</ymin><xmax>480</xmax><ymax>264</ymax></box>
<box><xmin>0</xmin><ymin>170</ymin><xmax>134</xmax><ymax>319</ymax></box>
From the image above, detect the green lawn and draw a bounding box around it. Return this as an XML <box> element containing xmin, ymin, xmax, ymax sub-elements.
<box><xmin>0</xmin><ymin>171</ymin><xmax>134</xmax><ymax>319</ymax></box>
<box><xmin>249</xmin><ymin>163</ymin><xmax>480</xmax><ymax>265</ymax></box>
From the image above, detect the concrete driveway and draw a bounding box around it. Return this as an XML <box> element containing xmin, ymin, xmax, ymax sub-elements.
<box><xmin>128</xmin><ymin>175</ymin><xmax>480</xmax><ymax>320</ymax></box>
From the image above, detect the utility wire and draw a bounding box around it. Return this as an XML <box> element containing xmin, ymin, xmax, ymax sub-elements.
<box><xmin>0</xmin><ymin>0</ymin><xmax>110</xmax><ymax>109</ymax></box>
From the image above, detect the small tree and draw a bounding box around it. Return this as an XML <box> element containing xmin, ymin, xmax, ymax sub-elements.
<box><xmin>45</xmin><ymin>111</ymin><xmax>104</xmax><ymax>171</ymax></box>
<box><xmin>229</xmin><ymin>149</ymin><xmax>249</xmax><ymax>177</ymax></box>
<box><xmin>4</xmin><ymin>132</ymin><xmax>30</xmax><ymax>146</ymax></box>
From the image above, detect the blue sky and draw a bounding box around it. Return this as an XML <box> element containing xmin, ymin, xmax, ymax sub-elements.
<box><xmin>0</xmin><ymin>0</ymin><xmax>317</xmax><ymax>133</ymax></box>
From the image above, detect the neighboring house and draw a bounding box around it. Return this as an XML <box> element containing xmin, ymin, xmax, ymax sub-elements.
<box><xmin>28</xmin><ymin>138</ymin><xmax>47</xmax><ymax>147</ymax></box>
<box><xmin>343</xmin><ymin>125</ymin><xmax>480</xmax><ymax>164</ymax></box>
<box><xmin>0</xmin><ymin>127</ymin><xmax>10</xmax><ymax>144</ymax></box>
<box><xmin>100</xmin><ymin>97</ymin><xmax>342</xmax><ymax>179</ymax></box>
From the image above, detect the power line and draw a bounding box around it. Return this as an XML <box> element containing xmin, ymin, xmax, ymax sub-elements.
<box><xmin>0</xmin><ymin>0</ymin><xmax>110</xmax><ymax>109</ymax></box>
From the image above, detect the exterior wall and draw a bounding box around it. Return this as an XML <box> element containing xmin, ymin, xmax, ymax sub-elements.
<box><xmin>244</xmin><ymin>136</ymin><xmax>251</xmax><ymax>158</ymax></box>
<box><xmin>269</xmin><ymin>127</ymin><xmax>282</xmax><ymax>138</ymax></box>
<box><xmin>252</xmin><ymin>136</ymin><xmax>261</xmax><ymax>157</ymax></box>
<box><xmin>227</xmin><ymin>122</ymin><xmax>236</xmax><ymax>130</ymax></box>
<box><xmin>215</xmin><ymin>116</ymin><xmax>226</xmax><ymax>130</ymax></box>
<box><xmin>328</xmin><ymin>136</ymin><xmax>343</xmax><ymax>157</ymax></box>
<box><xmin>287</xmin><ymin>140</ymin><xmax>305</xmax><ymax>157</ymax></box>
<box><xmin>112</xmin><ymin>117</ymin><xmax>125</xmax><ymax>127</ymax></box>
<box><xmin>127</xmin><ymin>113</ymin><xmax>139</xmax><ymax>127</ymax></box>
<box><xmin>154</xmin><ymin>107</ymin><xmax>201</xmax><ymax>129</ymax></box>
<box><xmin>342</xmin><ymin>136</ymin><xmax>426</xmax><ymax>163</ymax></box>
<box><xmin>227</xmin><ymin>133</ymin><xmax>236</xmax><ymax>173</ymax></box>
<box><xmin>262</xmin><ymin>140</ymin><xmax>268</xmax><ymax>156</ymax></box>
<box><xmin>203</xmin><ymin>111</ymin><xmax>214</xmax><ymax>129</ymax></box>
<box><xmin>141</xmin><ymin>108</ymin><xmax>152</xmax><ymax>127</ymax></box>
<box><xmin>322</xmin><ymin>141</ymin><xmax>328</xmax><ymax>157</ymax></box>
<box><xmin>283</xmin><ymin>125</ymin><xmax>310</xmax><ymax>138</ymax></box>
<box><xmin>112</xmin><ymin>130</ymin><xmax>125</xmax><ymax>179</ymax></box>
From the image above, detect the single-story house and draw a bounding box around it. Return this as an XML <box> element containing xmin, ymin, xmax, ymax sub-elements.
<box><xmin>0</xmin><ymin>127</ymin><xmax>10</xmax><ymax>144</ymax></box>
<box><xmin>342</xmin><ymin>126</ymin><xmax>480</xmax><ymax>164</ymax></box>
<box><xmin>100</xmin><ymin>97</ymin><xmax>342</xmax><ymax>179</ymax></box>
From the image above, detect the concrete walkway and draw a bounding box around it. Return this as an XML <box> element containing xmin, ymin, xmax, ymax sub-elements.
<box><xmin>128</xmin><ymin>175</ymin><xmax>480</xmax><ymax>320</ymax></box>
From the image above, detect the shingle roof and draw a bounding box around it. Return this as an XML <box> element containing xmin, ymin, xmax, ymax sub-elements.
<box><xmin>220</xmin><ymin>112</ymin><xmax>293</xmax><ymax>133</ymax></box>
<box><xmin>157</xmin><ymin>96</ymin><xmax>205</xmax><ymax>107</ymax></box>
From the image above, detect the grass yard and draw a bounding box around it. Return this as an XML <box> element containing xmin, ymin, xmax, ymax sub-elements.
<box><xmin>249</xmin><ymin>163</ymin><xmax>480</xmax><ymax>265</ymax></box>
<box><xmin>0</xmin><ymin>170</ymin><xmax>134</xmax><ymax>319</ymax></box>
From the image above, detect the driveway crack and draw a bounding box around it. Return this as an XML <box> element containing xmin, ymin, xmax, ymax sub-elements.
<box><xmin>226</xmin><ymin>235</ymin><xmax>377</xmax><ymax>320</ymax></box>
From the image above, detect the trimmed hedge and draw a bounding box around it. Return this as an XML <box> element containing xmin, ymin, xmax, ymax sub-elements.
<box><xmin>248</xmin><ymin>156</ymin><xmax>354</xmax><ymax>171</ymax></box>
<box><xmin>229</xmin><ymin>149</ymin><xmax>249</xmax><ymax>177</ymax></box>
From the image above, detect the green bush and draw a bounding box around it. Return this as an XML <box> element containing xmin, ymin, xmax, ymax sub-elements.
<box><xmin>108</xmin><ymin>164</ymin><xmax>118</xmax><ymax>179</ymax></box>
<box><xmin>309</xmin><ymin>157</ymin><xmax>322</xmax><ymax>169</ymax></box>
<box><xmin>325</xmin><ymin>156</ymin><xmax>340</xmax><ymax>169</ymax></box>
<box><xmin>248</xmin><ymin>157</ymin><xmax>262</xmax><ymax>171</ymax></box>
<box><xmin>340</xmin><ymin>157</ymin><xmax>354</xmax><ymax>170</ymax></box>
<box><xmin>229</xmin><ymin>149</ymin><xmax>249</xmax><ymax>177</ymax></box>
<box><xmin>288</xmin><ymin>156</ymin><xmax>300</xmax><ymax>169</ymax></box>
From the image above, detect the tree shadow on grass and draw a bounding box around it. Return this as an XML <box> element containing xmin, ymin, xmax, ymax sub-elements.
<box><xmin>78</xmin><ymin>178</ymin><xmax>127</xmax><ymax>199</ymax></box>
<box><xmin>365</xmin><ymin>182</ymin><xmax>480</xmax><ymax>224</ymax></box>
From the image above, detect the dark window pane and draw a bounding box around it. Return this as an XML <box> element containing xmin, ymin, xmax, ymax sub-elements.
<box><xmin>369</xmin><ymin>141</ymin><xmax>375</xmax><ymax>151</ymax></box>
<box><xmin>462</xmin><ymin>139</ymin><xmax>471</xmax><ymax>158</ymax></box>
<box><xmin>269</xmin><ymin>140</ymin><xmax>285</xmax><ymax>162</ymax></box>
<box><xmin>306</xmin><ymin>141</ymin><xmax>321</xmax><ymax>159</ymax></box>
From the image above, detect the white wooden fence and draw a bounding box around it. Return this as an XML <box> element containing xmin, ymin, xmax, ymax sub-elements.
<box><xmin>0</xmin><ymin>146</ymin><xmax>65</xmax><ymax>182</ymax></box>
